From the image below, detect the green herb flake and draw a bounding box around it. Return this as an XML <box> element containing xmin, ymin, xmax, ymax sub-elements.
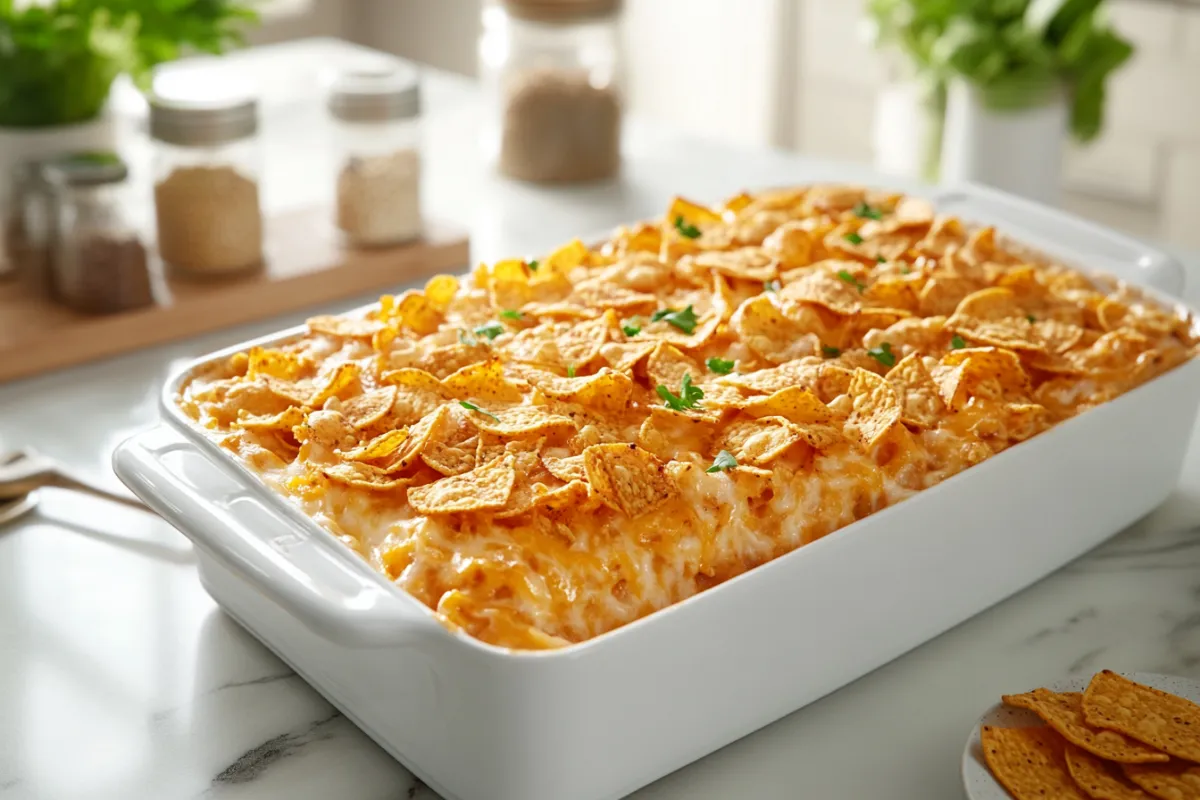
<box><xmin>656</xmin><ymin>373</ymin><xmax>705</xmax><ymax>411</ymax></box>
<box><xmin>836</xmin><ymin>269</ymin><xmax>866</xmax><ymax>293</ymax></box>
<box><xmin>622</xmin><ymin>323</ymin><xmax>641</xmax><ymax>337</ymax></box>
<box><xmin>527</xmin><ymin>259</ymin><xmax>539</xmax><ymax>272</ymax></box>
<box><xmin>1026</xmin><ymin>314</ymin><xmax>1036</xmax><ymax>323</ymax></box>
<box><xmin>853</xmin><ymin>201</ymin><xmax>883</xmax><ymax>221</ymax></box>
<box><xmin>867</xmin><ymin>342</ymin><xmax>896</xmax><ymax>368</ymax></box>
<box><xmin>764</xmin><ymin>279</ymin><xmax>781</xmax><ymax>293</ymax></box>
<box><xmin>876</xmin><ymin>256</ymin><xmax>887</xmax><ymax>264</ymax></box>
<box><xmin>844</xmin><ymin>232</ymin><xmax>864</xmax><ymax>245</ymax></box>
<box><xmin>473</xmin><ymin>322</ymin><xmax>505</xmax><ymax>341</ymax></box>
<box><xmin>900</xmin><ymin>265</ymin><xmax>912</xmax><ymax>275</ymax></box>
<box><xmin>566</xmin><ymin>364</ymin><xmax>576</xmax><ymax>378</ymax></box>
<box><xmin>950</xmin><ymin>334</ymin><xmax>967</xmax><ymax>350</ymax></box>
<box><xmin>499</xmin><ymin>309</ymin><xmax>523</xmax><ymax>320</ymax></box>
<box><xmin>459</xmin><ymin>400</ymin><xmax>499</xmax><ymax>422</ymax></box>
<box><xmin>706</xmin><ymin>450</ymin><xmax>738</xmax><ymax>474</ymax></box>
<box><xmin>650</xmin><ymin>305</ymin><xmax>699</xmax><ymax>334</ymax></box>
<box><xmin>458</xmin><ymin>328</ymin><xmax>478</xmax><ymax>347</ymax></box>
<box><xmin>706</xmin><ymin>357</ymin><xmax>735</xmax><ymax>375</ymax></box>
<box><xmin>821</xmin><ymin>345</ymin><xmax>841</xmax><ymax>359</ymax></box>
<box><xmin>673</xmin><ymin>215</ymin><xmax>702</xmax><ymax>239</ymax></box>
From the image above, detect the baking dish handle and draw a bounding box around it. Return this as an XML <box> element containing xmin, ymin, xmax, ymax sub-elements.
<box><xmin>113</xmin><ymin>433</ymin><xmax>440</xmax><ymax>649</ymax></box>
<box><xmin>934</xmin><ymin>182</ymin><xmax>1186</xmax><ymax>297</ymax></box>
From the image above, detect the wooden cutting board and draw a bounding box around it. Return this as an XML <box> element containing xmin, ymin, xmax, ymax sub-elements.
<box><xmin>0</xmin><ymin>207</ymin><xmax>469</xmax><ymax>383</ymax></box>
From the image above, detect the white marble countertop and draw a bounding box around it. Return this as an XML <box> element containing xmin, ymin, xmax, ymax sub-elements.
<box><xmin>5</xmin><ymin>38</ymin><xmax>1200</xmax><ymax>800</ymax></box>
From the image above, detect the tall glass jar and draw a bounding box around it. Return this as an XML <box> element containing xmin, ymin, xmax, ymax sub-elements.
<box><xmin>328</xmin><ymin>66</ymin><xmax>423</xmax><ymax>247</ymax></box>
<box><xmin>479</xmin><ymin>0</ymin><xmax>623</xmax><ymax>183</ymax></box>
<box><xmin>149</xmin><ymin>91</ymin><xmax>264</xmax><ymax>277</ymax></box>
<box><xmin>43</xmin><ymin>153</ymin><xmax>154</xmax><ymax>314</ymax></box>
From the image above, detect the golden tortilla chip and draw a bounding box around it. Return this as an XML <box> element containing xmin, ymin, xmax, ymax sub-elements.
<box><xmin>295</xmin><ymin>409</ymin><xmax>355</xmax><ymax>451</ymax></box>
<box><xmin>496</xmin><ymin>479</ymin><xmax>590</xmax><ymax>519</ymax></box>
<box><xmin>391</xmin><ymin>289</ymin><xmax>443</xmax><ymax>335</ymax></box>
<box><xmin>518</xmin><ymin>366</ymin><xmax>634</xmax><ymax>412</ymax></box>
<box><xmin>421</xmin><ymin>439</ymin><xmax>477</xmax><ymax>476</ymax></box>
<box><xmin>763</xmin><ymin>221</ymin><xmax>814</xmax><ymax>269</ymax></box>
<box><xmin>443</xmin><ymin>359</ymin><xmax>526</xmax><ymax>403</ymax></box>
<box><xmin>981</xmin><ymin>726</ymin><xmax>1088</xmax><ymax>800</ymax></box>
<box><xmin>310</xmin><ymin>362</ymin><xmax>360</xmax><ymax>407</ymax></box>
<box><xmin>600</xmin><ymin>341</ymin><xmax>657</xmax><ymax>373</ymax></box>
<box><xmin>341</xmin><ymin>387</ymin><xmax>398</xmax><ymax>430</ymax></box>
<box><xmin>1064</xmin><ymin>744</ymin><xmax>1153</xmax><ymax>800</ymax></box>
<box><xmin>386</xmin><ymin>405</ymin><xmax>451</xmax><ymax>473</ymax></box>
<box><xmin>543</xmin><ymin>454</ymin><xmax>587</xmax><ymax>483</ymax></box>
<box><xmin>246</xmin><ymin>347</ymin><xmax>308</xmax><ymax>380</ymax></box>
<box><xmin>407</xmin><ymin>454</ymin><xmax>517</xmax><ymax>515</ymax></box>
<box><xmin>235</xmin><ymin>406</ymin><xmax>306</xmax><ymax>432</ymax></box>
<box><xmin>720</xmin><ymin>417</ymin><xmax>804</xmax><ymax>465</ymax></box>
<box><xmin>1003</xmin><ymin>690</ymin><xmax>1167</xmax><ymax>764</ymax></box>
<box><xmin>338</xmin><ymin>428</ymin><xmax>409</xmax><ymax>462</ymax></box>
<box><xmin>937</xmin><ymin>347</ymin><xmax>1032</xmax><ymax>410</ymax></box>
<box><xmin>583</xmin><ymin>443</ymin><xmax>676</xmax><ymax>517</ymax></box>
<box><xmin>307</xmin><ymin>315</ymin><xmax>381</xmax><ymax>339</ymax></box>
<box><xmin>843</xmin><ymin>368</ymin><xmax>901</xmax><ymax>450</ymax></box>
<box><xmin>886</xmin><ymin>353</ymin><xmax>944</xmax><ymax>429</ymax></box>
<box><xmin>424</xmin><ymin>274</ymin><xmax>459</xmax><ymax>311</ymax></box>
<box><xmin>737</xmin><ymin>386</ymin><xmax>836</xmax><ymax>425</ymax></box>
<box><xmin>686</xmin><ymin>248</ymin><xmax>778</xmax><ymax>282</ymax></box>
<box><xmin>646</xmin><ymin>342</ymin><xmax>702</xmax><ymax>390</ymax></box>
<box><xmin>1123</xmin><ymin>761</ymin><xmax>1200</xmax><ymax>800</ymax></box>
<box><xmin>717</xmin><ymin>357</ymin><xmax>825</xmax><ymax>396</ymax></box>
<box><xmin>731</xmin><ymin>294</ymin><xmax>823</xmax><ymax>364</ymax></box>
<box><xmin>469</xmin><ymin>405</ymin><xmax>576</xmax><ymax>437</ymax></box>
<box><xmin>778</xmin><ymin>262</ymin><xmax>865</xmax><ymax>315</ymax></box>
<box><xmin>667</xmin><ymin>196</ymin><xmax>722</xmax><ymax>228</ymax></box>
<box><xmin>1083</xmin><ymin>671</ymin><xmax>1200</xmax><ymax>762</ymax></box>
<box><xmin>543</xmin><ymin>238</ymin><xmax>590</xmax><ymax>276</ymax></box>
<box><xmin>568</xmin><ymin>282</ymin><xmax>658</xmax><ymax>313</ymax></box>
<box><xmin>321</xmin><ymin>462</ymin><xmax>411</xmax><ymax>491</ymax></box>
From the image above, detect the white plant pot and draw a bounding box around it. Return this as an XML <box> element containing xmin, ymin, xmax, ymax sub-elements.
<box><xmin>0</xmin><ymin>111</ymin><xmax>117</xmax><ymax>208</ymax></box>
<box><xmin>940</xmin><ymin>79</ymin><xmax>1067</xmax><ymax>206</ymax></box>
<box><xmin>873</xmin><ymin>81</ymin><xmax>943</xmax><ymax>183</ymax></box>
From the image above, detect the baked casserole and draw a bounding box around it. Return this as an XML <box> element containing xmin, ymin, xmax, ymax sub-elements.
<box><xmin>178</xmin><ymin>185</ymin><xmax>1198</xmax><ymax>650</ymax></box>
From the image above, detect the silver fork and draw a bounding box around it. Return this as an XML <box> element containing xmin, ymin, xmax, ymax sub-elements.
<box><xmin>0</xmin><ymin>448</ymin><xmax>150</xmax><ymax>520</ymax></box>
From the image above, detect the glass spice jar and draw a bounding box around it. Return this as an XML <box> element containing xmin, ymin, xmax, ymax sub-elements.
<box><xmin>2</xmin><ymin>159</ymin><xmax>52</xmax><ymax>285</ymax></box>
<box><xmin>150</xmin><ymin>90</ymin><xmax>264</xmax><ymax>277</ymax></box>
<box><xmin>479</xmin><ymin>0</ymin><xmax>623</xmax><ymax>183</ymax></box>
<box><xmin>328</xmin><ymin>66</ymin><xmax>423</xmax><ymax>247</ymax></box>
<box><xmin>43</xmin><ymin>152</ymin><xmax>155</xmax><ymax>315</ymax></box>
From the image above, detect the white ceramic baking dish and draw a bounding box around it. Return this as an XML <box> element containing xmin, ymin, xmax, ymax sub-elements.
<box><xmin>114</xmin><ymin>183</ymin><xmax>1200</xmax><ymax>800</ymax></box>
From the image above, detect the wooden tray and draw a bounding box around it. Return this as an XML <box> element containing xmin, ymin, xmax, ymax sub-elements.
<box><xmin>0</xmin><ymin>207</ymin><xmax>469</xmax><ymax>383</ymax></box>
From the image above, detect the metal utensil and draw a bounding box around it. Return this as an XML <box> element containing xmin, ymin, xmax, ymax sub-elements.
<box><xmin>0</xmin><ymin>448</ymin><xmax>149</xmax><ymax>512</ymax></box>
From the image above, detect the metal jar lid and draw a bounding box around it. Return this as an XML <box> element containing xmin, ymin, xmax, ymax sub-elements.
<box><xmin>149</xmin><ymin>90</ymin><xmax>258</xmax><ymax>146</ymax></box>
<box><xmin>502</xmin><ymin>0</ymin><xmax>621</xmax><ymax>22</ymax></box>
<box><xmin>41</xmin><ymin>152</ymin><xmax>129</xmax><ymax>187</ymax></box>
<box><xmin>328</xmin><ymin>65</ymin><xmax>421</xmax><ymax>123</ymax></box>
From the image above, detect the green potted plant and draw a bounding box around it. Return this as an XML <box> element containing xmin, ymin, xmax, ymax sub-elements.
<box><xmin>867</xmin><ymin>0</ymin><xmax>1133</xmax><ymax>204</ymax></box>
<box><xmin>0</xmin><ymin>0</ymin><xmax>258</xmax><ymax>205</ymax></box>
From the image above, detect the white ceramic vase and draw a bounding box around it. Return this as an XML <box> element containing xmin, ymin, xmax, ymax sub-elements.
<box><xmin>0</xmin><ymin>111</ymin><xmax>117</xmax><ymax>208</ymax></box>
<box><xmin>873</xmin><ymin>80</ymin><xmax>945</xmax><ymax>184</ymax></box>
<box><xmin>939</xmin><ymin>78</ymin><xmax>1067</xmax><ymax>206</ymax></box>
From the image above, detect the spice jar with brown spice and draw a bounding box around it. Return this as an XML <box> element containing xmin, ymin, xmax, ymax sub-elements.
<box><xmin>479</xmin><ymin>0</ymin><xmax>623</xmax><ymax>183</ymax></box>
<box><xmin>43</xmin><ymin>153</ymin><xmax>154</xmax><ymax>315</ymax></box>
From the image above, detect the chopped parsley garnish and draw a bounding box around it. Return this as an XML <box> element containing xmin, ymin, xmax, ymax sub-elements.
<box><xmin>821</xmin><ymin>345</ymin><xmax>841</xmax><ymax>358</ymax></box>
<box><xmin>844</xmin><ymin>231</ymin><xmax>864</xmax><ymax>245</ymax></box>
<box><xmin>622</xmin><ymin>323</ymin><xmax>641</xmax><ymax>337</ymax></box>
<box><xmin>836</xmin><ymin>269</ymin><xmax>866</xmax><ymax>293</ymax></box>
<box><xmin>867</xmin><ymin>342</ymin><xmax>896</xmax><ymax>368</ymax></box>
<box><xmin>473</xmin><ymin>322</ymin><xmax>505</xmax><ymax>341</ymax></box>
<box><xmin>853</xmin><ymin>201</ymin><xmax>883</xmax><ymax>220</ymax></box>
<box><xmin>706</xmin><ymin>357</ymin><xmax>735</xmax><ymax>375</ymax></box>
<box><xmin>566</xmin><ymin>364</ymin><xmax>576</xmax><ymax>378</ymax></box>
<box><xmin>706</xmin><ymin>450</ymin><xmax>738</xmax><ymax>474</ymax></box>
<box><xmin>657</xmin><ymin>373</ymin><xmax>704</xmax><ymax>411</ymax></box>
<box><xmin>458</xmin><ymin>328</ymin><xmax>478</xmax><ymax>347</ymax></box>
<box><xmin>950</xmin><ymin>334</ymin><xmax>967</xmax><ymax>350</ymax></box>
<box><xmin>650</xmin><ymin>305</ymin><xmax>699</xmax><ymax>334</ymax></box>
<box><xmin>900</xmin><ymin>265</ymin><xmax>912</xmax><ymax>275</ymax></box>
<box><xmin>876</xmin><ymin>256</ymin><xmax>887</xmax><ymax>264</ymax></box>
<box><xmin>1026</xmin><ymin>314</ymin><xmax>1036</xmax><ymax>323</ymax></box>
<box><xmin>764</xmin><ymin>279</ymin><xmax>781</xmax><ymax>293</ymax></box>
<box><xmin>459</xmin><ymin>400</ymin><xmax>499</xmax><ymax>422</ymax></box>
<box><xmin>527</xmin><ymin>259</ymin><xmax>539</xmax><ymax>272</ymax></box>
<box><xmin>673</xmin><ymin>215</ymin><xmax>702</xmax><ymax>239</ymax></box>
<box><xmin>499</xmin><ymin>309</ymin><xmax>523</xmax><ymax>320</ymax></box>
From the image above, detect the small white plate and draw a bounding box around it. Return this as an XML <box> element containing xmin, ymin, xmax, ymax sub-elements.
<box><xmin>962</xmin><ymin>671</ymin><xmax>1200</xmax><ymax>799</ymax></box>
